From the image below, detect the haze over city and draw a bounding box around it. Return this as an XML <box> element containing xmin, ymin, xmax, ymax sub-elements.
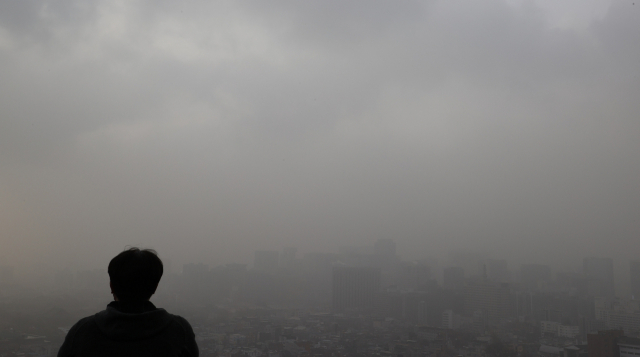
<box><xmin>1</xmin><ymin>0</ymin><xmax>639</xmax><ymax>290</ymax></box>
<box><xmin>3</xmin><ymin>2</ymin><xmax>640</xmax><ymax>357</ymax></box>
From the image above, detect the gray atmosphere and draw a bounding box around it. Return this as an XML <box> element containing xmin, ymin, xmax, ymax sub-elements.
<box><xmin>1</xmin><ymin>0</ymin><xmax>639</xmax><ymax>282</ymax></box>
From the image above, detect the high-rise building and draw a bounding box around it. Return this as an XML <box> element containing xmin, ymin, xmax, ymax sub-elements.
<box><xmin>399</xmin><ymin>261</ymin><xmax>431</xmax><ymax>291</ymax></box>
<box><xmin>465</xmin><ymin>280</ymin><xmax>512</xmax><ymax>326</ymax></box>
<box><xmin>587</xmin><ymin>330</ymin><xmax>624</xmax><ymax>357</ymax></box>
<box><xmin>520</xmin><ymin>264</ymin><xmax>551</xmax><ymax>292</ymax></box>
<box><xmin>419</xmin><ymin>300</ymin><xmax>427</xmax><ymax>324</ymax></box>
<box><xmin>619</xmin><ymin>336</ymin><xmax>640</xmax><ymax>357</ymax></box>
<box><xmin>584</xmin><ymin>257</ymin><xmax>615</xmax><ymax>297</ymax></box>
<box><xmin>608</xmin><ymin>311</ymin><xmax>640</xmax><ymax>335</ymax></box>
<box><xmin>254</xmin><ymin>250</ymin><xmax>279</xmax><ymax>272</ymax></box>
<box><xmin>631</xmin><ymin>261</ymin><xmax>640</xmax><ymax>299</ymax></box>
<box><xmin>374</xmin><ymin>290</ymin><xmax>427</xmax><ymax>323</ymax></box>
<box><xmin>557</xmin><ymin>271</ymin><xmax>590</xmax><ymax>296</ymax></box>
<box><xmin>442</xmin><ymin>310</ymin><xmax>461</xmax><ymax>329</ymax></box>
<box><xmin>443</xmin><ymin>267</ymin><xmax>465</xmax><ymax>290</ymax></box>
<box><xmin>332</xmin><ymin>266</ymin><xmax>381</xmax><ymax>312</ymax></box>
<box><xmin>481</xmin><ymin>259</ymin><xmax>510</xmax><ymax>283</ymax></box>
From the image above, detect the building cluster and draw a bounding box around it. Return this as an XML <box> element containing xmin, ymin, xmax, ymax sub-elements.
<box><xmin>1</xmin><ymin>241</ymin><xmax>640</xmax><ymax>356</ymax></box>
<box><xmin>187</xmin><ymin>309</ymin><xmax>537</xmax><ymax>357</ymax></box>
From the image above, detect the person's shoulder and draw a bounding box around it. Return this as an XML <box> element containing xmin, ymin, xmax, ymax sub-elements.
<box><xmin>61</xmin><ymin>312</ymin><xmax>100</xmax><ymax>350</ymax></box>
<box><xmin>168</xmin><ymin>313</ymin><xmax>193</xmax><ymax>329</ymax></box>
<box><xmin>165</xmin><ymin>312</ymin><xmax>195</xmax><ymax>336</ymax></box>
<box><xmin>68</xmin><ymin>314</ymin><xmax>98</xmax><ymax>334</ymax></box>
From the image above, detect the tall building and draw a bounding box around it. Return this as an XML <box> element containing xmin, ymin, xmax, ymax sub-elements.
<box><xmin>631</xmin><ymin>261</ymin><xmax>640</xmax><ymax>299</ymax></box>
<box><xmin>465</xmin><ymin>280</ymin><xmax>512</xmax><ymax>326</ymax></box>
<box><xmin>478</xmin><ymin>259</ymin><xmax>509</xmax><ymax>283</ymax></box>
<box><xmin>587</xmin><ymin>330</ymin><xmax>623</xmax><ymax>357</ymax></box>
<box><xmin>520</xmin><ymin>264</ymin><xmax>551</xmax><ymax>292</ymax></box>
<box><xmin>374</xmin><ymin>290</ymin><xmax>427</xmax><ymax>323</ymax></box>
<box><xmin>608</xmin><ymin>311</ymin><xmax>640</xmax><ymax>335</ymax></box>
<box><xmin>332</xmin><ymin>266</ymin><xmax>381</xmax><ymax>312</ymax></box>
<box><xmin>442</xmin><ymin>310</ymin><xmax>461</xmax><ymax>329</ymax></box>
<box><xmin>254</xmin><ymin>251</ymin><xmax>279</xmax><ymax>272</ymax></box>
<box><xmin>443</xmin><ymin>267</ymin><xmax>465</xmax><ymax>290</ymax></box>
<box><xmin>584</xmin><ymin>257</ymin><xmax>615</xmax><ymax>297</ymax></box>
<box><xmin>399</xmin><ymin>261</ymin><xmax>431</xmax><ymax>291</ymax></box>
<box><xmin>619</xmin><ymin>336</ymin><xmax>640</xmax><ymax>357</ymax></box>
<box><xmin>557</xmin><ymin>271</ymin><xmax>590</xmax><ymax>296</ymax></box>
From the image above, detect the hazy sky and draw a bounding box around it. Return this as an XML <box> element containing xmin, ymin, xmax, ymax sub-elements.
<box><xmin>0</xmin><ymin>0</ymin><xmax>639</xmax><ymax>274</ymax></box>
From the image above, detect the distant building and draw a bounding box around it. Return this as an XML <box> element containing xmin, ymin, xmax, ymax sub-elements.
<box><xmin>398</xmin><ymin>261</ymin><xmax>431</xmax><ymax>291</ymax></box>
<box><xmin>593</xmin><ymin>297</ymin><xmax>640</xmax><ymax>335</ymax></box>
<box><xmin>182</xmin><ymin>263</ymin><xmax>209</xmax><ymax>281</ymax></box>
<box><xmin>584</xmin><ymin>257</ymin><xmax>615</xmax><ymax>297</ymax></box>
<box><xmin>541</xmin><ymin>321</ymin><xmax>560</xmax><ymax>337</ymax></box>
<box><xmin>472</xmin><ymin>309</ymin><xmax>489</xmax><ymax>332</ymax></box>
<box><xmin>587</xmin><ymin>330</ymin><xmax>624</xmax><ymax>357</ymax></box>
<box><xmin>442</xmin><ymin>310</ymin><xmax>461</xmax><ymax>329</ymax></box>
<box><xmin>443</xmin><ymin>267</ymin><xmax>465</xmax><ymax>290</ymax></box>
<box><xmin>540</xmin><ymin>309</ymin><xmax>563</xmax><ymax>323</ymax></box>
<box><xmin>332</xmin><ymin>266</ymin><xmax>381</xmax><ymax>312</ymax></box>
<box><xmin>302</xmin><ymin>252</ymin><xmax>338</xmax><ymax>273</ymax></box>
<box><xmin>419</xmin><ymin>300</ymin><xmax>427</xmax><ymax>324</ymax></box>
<box><xmin>339</xmin><ymin>245</ymin><xmax>373</xmax><ymax>255</ymax></box>
<box><xmin>225</xmin><ymin>263</ymin><xmax>247</xmax><ymax>272</ymax></box>
<box><xmin>608</xmin><ymin>312</ymin><xmax>640</xmax><ymax>336</ymax></box>
<box><xmin>563</xmin><ymin>345</ymin><xmax>589</xmax><ymax>357</ymax></box>
<box><xmin>584</xmin><ymin>319</ymin><xmax>608</xmax><ymax>336</ymax></box>
<box><xmin>631</xmin><ymin>261</ymin><xmax>640</xmax><ymax>300</ymax></box>
<box><xmin>595</xmin><ymin>297</ymin><xmax>613</xmax><ymax>322</ymax></box>
<box><xmin>520</xmin><ymin>264</ymin><xmax>551</xmax><ymax>292</ymax></box>
<box><xmin>465</xmin><ymin>280</ymin><xmax>512</xmax><ymax>326</ymax></box>
<box><xmin>254</xmin><ymin>250</ymin><xmax>279</xmax><ymax>272</ymax></box>
<box><xmin>558</xmin><ymin>324</ymin><xmax>580</xmax><ymax>338</ymax></box>
<box><xmin>557</xmin><ymin>271</ymin><xmax>590</xmax><ymax>296</ymax></box>
<box><xmin>539</xmin><ymin>345</ymin><xmax>562</xmax><ymax>357</ymax></box>
<box><xmin>480</xmin><ymin>259</ymin><xmax>510</xmax><ymax>283</ymax></box>
<box><xmin>618</xmin><ymin>336</ymin><xmax>640</xmax><ymax>357</ymax></box>
<box><xmin>540</xmin><ymin>320</ymin><xmax>580</xmax><ymax>339</ymax></box>
<box><xmin>375</xmin><ymin>290</ymin><xmax>427</xmax><ymax>323</ymax></box>
<box><xmin>540</xmin><ymin>321</ymin><xmax>580</xmax><ymax>338</ymax></box>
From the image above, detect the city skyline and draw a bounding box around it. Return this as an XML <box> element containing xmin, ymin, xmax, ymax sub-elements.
<box><xmin>1</xmin><ymin>0</ymin><xmax>640</xmax><ymax>355</ymax></box>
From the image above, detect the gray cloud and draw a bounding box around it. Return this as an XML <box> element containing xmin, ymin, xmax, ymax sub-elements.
<box><xmin>0</xmin><ymin>0</ymin><xmax>639</xmax><ymax>282</ymax></box>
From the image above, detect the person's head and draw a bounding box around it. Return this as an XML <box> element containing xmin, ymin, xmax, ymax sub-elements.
<box><xmin>108</xmin><ymin>247</ymin><xmax>163</xmax><ymax>302</ymax></box>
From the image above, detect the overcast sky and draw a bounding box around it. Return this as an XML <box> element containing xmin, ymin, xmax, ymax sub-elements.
<box><xmin>0</xmin><ymin>0</ymin><xmax>639</xmax><ymax>277</ymax></box>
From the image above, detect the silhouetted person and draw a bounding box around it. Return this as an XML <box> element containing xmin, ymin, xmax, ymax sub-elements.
<box><xmin>58</xmin><ymin>248</ymin><xmax>198</xmax><ymax>357</ymax></box>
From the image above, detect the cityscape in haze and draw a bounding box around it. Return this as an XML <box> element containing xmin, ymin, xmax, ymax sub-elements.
<box><xmin>1</xmin><ymin>242</ymin><xmax>640</xmax><ymax>356</ymax></box>
<box><xmin>1</xmin><ymin>0</ymin><xmax>640</xmax><ymax>356</ymax></box>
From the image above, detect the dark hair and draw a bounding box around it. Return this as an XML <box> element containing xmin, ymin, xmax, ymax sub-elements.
<box><xmin>108</xmin><ymin>247</ymin><xmax>163</xmax><ymax>302</ymax></box>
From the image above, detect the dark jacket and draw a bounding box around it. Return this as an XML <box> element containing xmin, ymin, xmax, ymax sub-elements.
<box><xmin>58</xmin><ymin>301</ymin><xmax>198</xmax><ymax>357</ymax></box>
